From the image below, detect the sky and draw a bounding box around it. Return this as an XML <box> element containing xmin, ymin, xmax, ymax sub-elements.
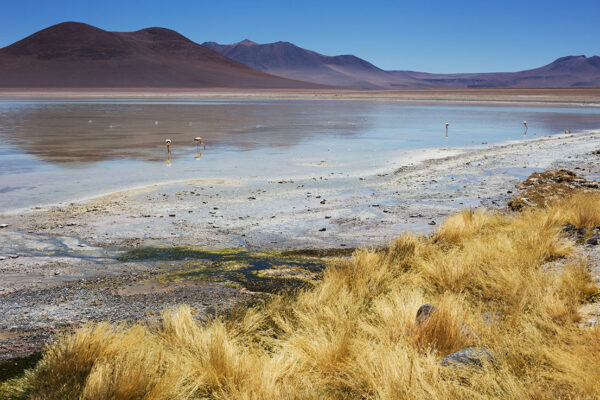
<box><xmin>1</xmin><ymin>0</ymin><xmax>598</xmax><ymax>73</ymax></box>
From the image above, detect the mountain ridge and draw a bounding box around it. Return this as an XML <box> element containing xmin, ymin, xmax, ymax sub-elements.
<box><xmin>1</xmin><ymin>22</ymin><xmax>599</xmax><ymax>89</ymax></box>
<box><xmin>204</xmin><ymin>39</ymin><xmax>600</xmax><ymax>89</ymax></box>
<box><xmin>0</xmin><ymin>22</ymin><xmax>324</xmax><ymax>88</ymax></box>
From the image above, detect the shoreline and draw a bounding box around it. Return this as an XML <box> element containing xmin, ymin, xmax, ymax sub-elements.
<box><xmin>0</xmin><ymin>130</ymin><xmax>593</xmax><ymax>218</ymax></box>
<box><xmin>2</xmin><ymin>88</ymin><xmax>600</xmax><ymax>106</ymax></box>
<box><xmin>0</xmin><ymin>127</ymin><xmax>599</xmax><ymax>360</ymax></box>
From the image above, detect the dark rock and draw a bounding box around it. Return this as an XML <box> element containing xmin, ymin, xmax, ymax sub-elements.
<box><xmin>576</xmin><ymin>227</ymin><xmax>587</xmax><ymax>237</ymax></box>
<box><xmin>318</xmin><ymin>228</ymin><xmax>326</xmax><ymax>232</ymax></box>
<box><xmin>440</xmin><ymin>347</ymin><xmax>495</xmax><ymax>368</ymax></box>
<box><xmin>416</xmin><ymin>303</ymin><xmax>435</xmax><ymax>324</ymax></box>
<box><xmin>563</xmin><ymin>224</ymin><xmax>576</xmax><ymax>233</ymax></box>
<box><xmin>428</xmin><ymin>221</ymin><xmax>436</xmax><ymax>226</ymax></box>
<box><xmin>586</xmin><ymin>235</ymin><xmax>600</xmax><ymax>246</ymax></box>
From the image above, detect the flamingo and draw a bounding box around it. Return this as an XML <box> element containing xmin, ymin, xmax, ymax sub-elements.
<box><xmin>194</xmin><ymin>137</ymin><xmax>206</xmax><ymax>151</ymax></box>
<box><xmin>445</xmin><ymin>123</ymin><xmax>449</xmax><ymax>138</ymax></box>
<box><xmin>165</xmin><ymin>139</ymin><xmax>172</xmax><ymax>154</ymax></box>
<box><xmin>523</xmin><ymin>121</ymin><xmax>528</xmax><ymax>136</ymax></box>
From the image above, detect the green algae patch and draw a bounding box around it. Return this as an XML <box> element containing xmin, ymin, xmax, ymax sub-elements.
<box><xmin>0</xmin><ymin>352</ymin><xmax>42</xmax><ymax>399</ymax></box>
<box><xmin>117</xmin><ymin>246</ymin><xmax>245</xmax><ymax>262</ymax></box>
<box><xmin>118</xmin><ymin>246</ymin><xmax>346</xmax><ymax>294</ymax></box>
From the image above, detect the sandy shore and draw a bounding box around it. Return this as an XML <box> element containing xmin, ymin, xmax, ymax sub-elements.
<box><xmin>1</xmin><ymin>130</ymin><xmax>600</xmax><ymax>359</ymax></box>
<box><xmin>2</xmin><ymin>88</ymin><xmax>600</xmax><ymax>105</ymax></box>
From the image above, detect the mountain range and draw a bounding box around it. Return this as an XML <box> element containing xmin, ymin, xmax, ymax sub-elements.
<box><xmin>1</xmin><ymin>22</ymin><xmax>599</xmax><ymax>89</ymax></box>
<box><xmin>0</xmin><ymin>22</ymin><xmax>318</xmax><ymax>88</ymax></box>
<box><xmin>203</xmin><ymin>40</ymin><xmax>600</xmax><ymax>89</ymax></box>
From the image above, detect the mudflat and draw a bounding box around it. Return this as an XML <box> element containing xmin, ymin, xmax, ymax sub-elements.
<box><xmin>1</xmin><ymin>129</ymin><xmax>600</xmax><ymax>359</ymax></box>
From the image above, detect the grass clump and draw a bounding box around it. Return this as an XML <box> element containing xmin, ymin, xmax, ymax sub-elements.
<box><xmin>3</xmin><ymin>192</ymin><xmax>600</xmax><ymax>399</ymax></box>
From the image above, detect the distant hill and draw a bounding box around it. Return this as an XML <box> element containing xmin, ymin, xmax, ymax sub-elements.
<box><xmin>0</xmin><ymin>22</ymin><xmax>322</xmax><ymax>88</ymax></box>
<box><xmin>204</xmin><ymin>39</ymin><xmax>600</xmax><ymax>89</ymax></box>
<box><xmin>2</xmin><ymin>23</ymin><xmax>598</xmax><ymax>89</ymax></box>
<box><xmin>389</xmin><ymin>55</ymin><xmax>600</xmax><ymax>89</ymax></box>
<box><xmin>202</xmin><ymin>39</ymin><xmax>390</xmax><ymax>89</ymax></box>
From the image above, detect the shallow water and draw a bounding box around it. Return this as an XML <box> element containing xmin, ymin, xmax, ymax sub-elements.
<box><xmin>1</xmin><ymin>99</ymin><xmax>600</xmax><ymax>212</ymax></box>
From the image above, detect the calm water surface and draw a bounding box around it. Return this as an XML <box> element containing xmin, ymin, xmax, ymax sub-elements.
<box><xmin>1</xmin><ymin>99</ymin><xmax>600</xmax><ymax>211</ymax></box>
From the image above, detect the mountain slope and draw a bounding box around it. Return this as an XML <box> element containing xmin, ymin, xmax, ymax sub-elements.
<box><xmin>389</xmin><ymin>55</ymin><xmax>600</xmax><ymax>89</ymax></box>
<box><xmin>202</xmin><ymin>40</ymin><xmax>390</xmax><ymax>89</ymax></box>
<box><xmin>204</xmin><ymin>39</ymin><xmax>600</xmax><ymax>89</ymax></box>
<box><xmin>0</xmin><ymin>22</ymin><xmax>323</xmax><ymax>88</ymax></box>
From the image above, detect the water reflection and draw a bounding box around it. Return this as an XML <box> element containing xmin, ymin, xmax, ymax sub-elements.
<box><xmin>0</xmin><ymin>100</ymin><xmax>368</xmax><ymax>165</ymax></box>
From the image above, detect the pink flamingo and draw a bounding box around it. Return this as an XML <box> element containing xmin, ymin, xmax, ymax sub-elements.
<box><xmin>523</xmin><ymin>121</ymin><xmax>528</xmax><ymax>136</ymax></box>
<box><xmin>194</xmin><ymin>137</ymin><xmax>206</xmax><ymax>152</ymax></box>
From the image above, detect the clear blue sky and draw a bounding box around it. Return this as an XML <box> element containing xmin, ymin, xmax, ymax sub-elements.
<box><xmin>1</xmin><ymin>0</ymin><xmax>598</xmax><ymax>73</ymax></box>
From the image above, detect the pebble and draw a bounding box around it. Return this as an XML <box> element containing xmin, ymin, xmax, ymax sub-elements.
<box><xmin>319</xmin><ymin>228</ymin><xmax>327</xmax><ymax>232</ymax></box>
<box><xmin>440</xmin><ymin>347</ymin><xmax>495</xmax><ymax>368</ymax></box>
<box><xmin>0</xmin><ymin>224</ymin><xmax>8</xmax><ymax>229</ymax></box>
<box><xmin>416</xmin><ymin>303</ymin><xmax>435</xmax><ymax>325</ymax></box>
<box><xmin>428</xmin><ymin>221</ymin><xmax>436</xmax><ymax>225</ymax></box>
<box><xmin>169</xmin><ymin>214</ymin><xmax>176</xmax><ymax>217</ymax></box>
<box><xmin>586</xmin><ymin>235</ymin><xmax>600</xmax><ymax>246</ymax></box>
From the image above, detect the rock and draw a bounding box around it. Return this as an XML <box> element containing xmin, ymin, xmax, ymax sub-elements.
<box><xmin>416</xmin><ymin>303</ymin><xmax>436</xmax><ymax>324</ymax></box>
<box><xmin>320</xmin><ymin>200</ymin><xmax>326</xmax><ymax>204</ymax></box>
<box><xmin>0</xmin><ymin>223</ymin><xmax>8</xmax><ymax>228</ymax></box>
<box><xmin>428</xmin><ymin>221</ymin><xmax>436</xmax><ymax>226</ymax></box>
<box><xmin>318</xmin><ymin>228</ymin><xmax>326</xmax><ymax>232</ymax></box>
<box><xmin>563</xmin><ymin>224</ymin><xmax>576</xmax><ymax>233</ymax></box>
<box><xmin>586</xmin><ymin>235</ymin><xmax>600</xmax><ymax>246</ymax></box>
<box><xmin>0</xmin><ymin>256</ymin><xmax>5</xmax><ymax>261</ymax></box>
<box><xmin>482</xmin><ymin>311</ymin><xmax>502</xmax><ymax>326</ymax></box>
<box><xmin>441</xmin><ymin>347</ymin><xmax>495</xmax><ymax>368</ymax></box>
<box><xmin>168</xmin><ymin>214</ymin><xmax>176</xmax><ymax>217</ymax></box>
<box><xmin>248</xmin><ymin>196</ymin><xmax>256</xmax><ymax>200</ymax></box>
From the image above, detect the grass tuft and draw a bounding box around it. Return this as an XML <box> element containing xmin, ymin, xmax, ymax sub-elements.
<box><xmin>3</xmin><ymin>192</ymin><xmax>600</xmax><ymax>399</ymax></box>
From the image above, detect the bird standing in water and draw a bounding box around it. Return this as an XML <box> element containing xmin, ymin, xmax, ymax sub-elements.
<box><xmin>165</xmin><ymin>139</ymin><xmax>172</xmax><ymax>154</ymax></box>
<box><xmin>445</xmin><ymin>123</ymin><xmax>449</xmax><ymax>138</ymax></box>
<box><xmin>194</xmin><ymin>137</ymin><xmax>205</xmax><ymax>152</ymax></box>
<box><xmin>523</xmin><ymin>121</ymin><xmax>528</xmax><ymax>136</ymax></box>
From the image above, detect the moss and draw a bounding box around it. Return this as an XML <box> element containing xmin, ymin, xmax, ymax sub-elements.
<box><xmin>0</xmin><ymin>353</ymin><xmax>41</xmax><ymax>383</ymax></box>
<box><xmin>122</xmin><ymin>246</ymin><xmax>330</xmax><ymax>294</ymax></box>
<box><xmin>0</xmin><ymin>353</ymin><xmax>41</xmax><ymax>399</ymax></box>
<box><xmin>117</xmin><ymin>246</ymin><xmax>245</xmax><ymax>262</ymax></box>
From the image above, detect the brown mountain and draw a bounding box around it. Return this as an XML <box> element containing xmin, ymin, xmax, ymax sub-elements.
<box><xmin>0</xmin><ymin>22</ymin><xmax>323</xmax><ymax>88</ymax></box>
<box><xmin>203</xmin><ymin>39</ymin><xmax>600</xmax><ymax>89</ymax></box>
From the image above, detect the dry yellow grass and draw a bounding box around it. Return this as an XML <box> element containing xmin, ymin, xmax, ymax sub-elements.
<box><xmin>3</xmin><ymin>192</ymin><xmax>600</xmax><ymax>399</ymax></box>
